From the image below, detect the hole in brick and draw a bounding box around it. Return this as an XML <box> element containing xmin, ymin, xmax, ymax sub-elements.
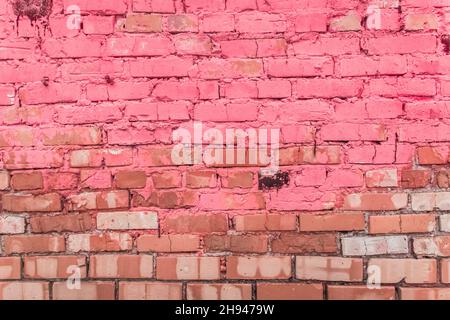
<box><xmin>258</xmin><ymin>171</ymin><xmax>290</xmax><ymax>190</ymax></box>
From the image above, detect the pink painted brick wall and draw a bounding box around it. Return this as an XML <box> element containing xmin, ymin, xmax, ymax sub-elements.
<box><xmin>0</xmin><ymin>0</ymin><xmax>449</xmax><ymax>300</ymax></box>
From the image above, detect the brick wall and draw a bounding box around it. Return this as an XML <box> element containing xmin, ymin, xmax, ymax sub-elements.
<box><xmin>0</xmin><ymin>0</ymin><xmax>449</xmax><ymax>300</ymax></box>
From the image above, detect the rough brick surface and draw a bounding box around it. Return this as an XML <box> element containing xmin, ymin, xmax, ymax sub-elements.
<box><xmin>0</xmin><ymin>0</ymin><xmax>449</xmax><ymax>301</ymax></box>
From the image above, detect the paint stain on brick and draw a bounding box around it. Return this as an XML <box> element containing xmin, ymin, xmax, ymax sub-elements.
<box><xmin>258</xmin><ymin>171</ymin><xmax>290</xmax><ymax>190</ymax></box>
<box><xmin>12</xmin><ymin>0</ymin><xmax>52</xmax><ymax>22</ymax></box>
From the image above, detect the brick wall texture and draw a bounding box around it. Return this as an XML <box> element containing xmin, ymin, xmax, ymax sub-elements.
<box><xmin>0</xmin><ymin>0</ymin><xmax>449</xmax><ymax>300</ymax></box>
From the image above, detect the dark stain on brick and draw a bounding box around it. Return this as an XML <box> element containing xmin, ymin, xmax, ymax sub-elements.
<box><xmin>105</xmin><ymin>75</ymin><xmax>115</xmax><ymax>85</ymax></box>
<box><xmin>12</xmin><ymin>0</ymin><xmax>53</xmax><ymax>22</ymax></box>
<box><xmin>258</xmin><ymin>171</ymin><xmax>290</xmax><ymax>190</ymax></box>
<box><xmin>442</xmin><ymin>35</ymin><xmax>450</xmax><ymax>55</ymax></box>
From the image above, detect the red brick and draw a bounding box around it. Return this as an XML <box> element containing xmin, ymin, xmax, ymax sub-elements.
<box><xmin>199</xmin><ymin>192</ymin><xmax>265</xmax><ymax>210</ymax></box>
<box><xmin>163</xmin><ymin>214</ymin><xmax>228</xmax><ymax>234</ymax></box>
<box><xmin>296</xmin><ymin>256</ymin><xmax>363</xmax><ymax>282</ymax></box>
<box><xmin>30</xmin><ymin>213</ymin><xmax>93</xmax><ymax>233</ymax></box>
<box><xmin>234</xmin><ymin>214</ymin><xmax>297</xmax><ymax>232</ymax></box>
<box><xmin>364</xmin><ymin>34</ymin><xmax>436</xmax><ymax>55</ymax></box>
<box><xmin>342</xmin><ymin>236</ymin><xmax>408</xmax><ymax>256</ymax></box>
<box><xmin>186</xmin><ymin>170</ymin><xmax>217</xmax><ymax>188</ymax></box>
<box><xmin>137</xmin><ymin>235</ymin><xmax>201</xmax><ymax>252</ymax></box>
<box><xmin>257</xmin><ymin>283</ymin><xmax>323</xmax><ymax>300</ymax></box>
<box><xmin>114</xmin><ymin>171</ymin><xmax>147</xmax><ymax>189</ymax></box>
<box><xmin>401</xmin><ymin>288</ymin><xmax>450</xmax><ymax>300</ymax></box>
<box><xmin>417</xmin><ymin>146</ymin><xmax>449</xmax><ymax>164</ymax></box>
<box><xmin>41</xmin><ymin>127</ymin><xmax>101</xmax><ymax>146</ymax></box>
<box><xmin>151</xmin><ymin>171</ymin><xmax>181</xmax><ymax>189</ymax></box>
<box><xmin>328</xmin><ymin>286</ymin><xmax>396</xmax><ymax>300</ymax></box>
<box><xmin>0</xmin><ymin>257</ymin><xmax>21</xmax><ymax>280</ymax></box>
<box><xmin>401</xmin><ymin>170</ymin><xmax>431</xmax><ymax>188</ymax></box>
<box><xmin>3</xmin><ymin>150</ymin><xmax>63</xmax><ymax>169</ymax></box>
<box><xmin>343</xmin><ymin>193</ymin><xmax>408</xmax><ymax>211</ymax></box>
<box><xmin>413</xmin><ymin>236</ymin><xmax>450</xmax><ymax>257</ymax></box>
<box><xmin>118</xmin><ymin>14</ymin><xmax>162</xmax><ymax>32</ymax></box>
<box><xmin>0</xmin><ymin>171</ymin><xmax>9</xmax><ymax>190</ymax></box>
<box><xmin>2</xmin><ymin>193</ymin><xmax>61</xmax><ymax>212</ymax></box>
<box><xmin>156</xmin><ymin>256</ymin><xmax>221</xmax><ymax>280</ymax></box>
<box><xmin>67</xmin><ymin>233</ymin><xmax>132</xmax><ymax>252</ymax></box>
<box><xmin>167</xmin><ymin>14</ymin><xmax>199</xmax><ymax>32</ymax></box>
<box><xmin>437</xmin><ymin>170</ymin><xmax>450</xmax><ymax>188</ymax></box>
<box><xmin>369</xmin><ymin>214</ymin><xmax>436</xmax><ymax>234</ymax></box>
<box><xmin>441</xmin><ymin>259</ymin><xmax>450</xmax><ymax>283</ymax></box>
<box><xmin>271</xmin><ymin>233</ymin><xmax>337</xmax><ymax>254</ymax></box>
<box><xmin>67</xmin><ymin>190</ymin><xmax>129</xmax><ymax>211</ymax></box>
<box><xmin>24</xmin><ymin>256</ymin><xmax>86</xmax><ymax>279</ymax></box>
<box><xmin>226</xmin><ymin>256</ymin><xmax>291</xmax><ymax>279</ymax></box>
<box><xmin>299</xmin><ymin>212</ymin><xmax>365</xmax><ymax>232</ymax></box>
<box><xmin>187</xmin><ymin>283</ymin><xmax>252</xmax><ymax>300</ymax></box>
<box><xmin>204</xmin><ymin>235</ymin><xmax>268</xmax><ymax>253</ymax></box>
<box><xmin>368</xmin><ymin>258</ymin><xmax>437</xmax><ymax>284</ymax></box>
<box><xmin>119</xmin><ymin>282</ymin><xmax>182</xmax><ymax>300</ymax></box>
<box><xmin>0</xmin><ymin>216</ymin><xmax>25</xmax><ymax>234</ymax></box>
<box><xmin>221</xmin><ymin>171</ymin><xmax>254</xmax><ymax>188</ymax></box>
<box><xmin>3</xmin><ymin>235</ymin><xmax>65</xmax><ymax>254</ymax></box>
<box><xmin>0</xmin><ymin>282</ymin><xmax>49</xmax><ymax>300</ymax></box>
<box><xmin>136</xmin><ymin>190</ymin><xmax>198</xmax><ymax>209</ymax></box>
<box><xmin>90</xmin><ymin>255</ymin><xmax>153</xmax><ymax>278</ymax></box>
<box><xmin>97</xmin><ymin>211</ymin><xmax>158</xmax><ymax>230</ymax></box>
<box><xmin>53</xmin><ymin>281</ymin><xmax>115</xmax><ymax>300</ymax></box>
